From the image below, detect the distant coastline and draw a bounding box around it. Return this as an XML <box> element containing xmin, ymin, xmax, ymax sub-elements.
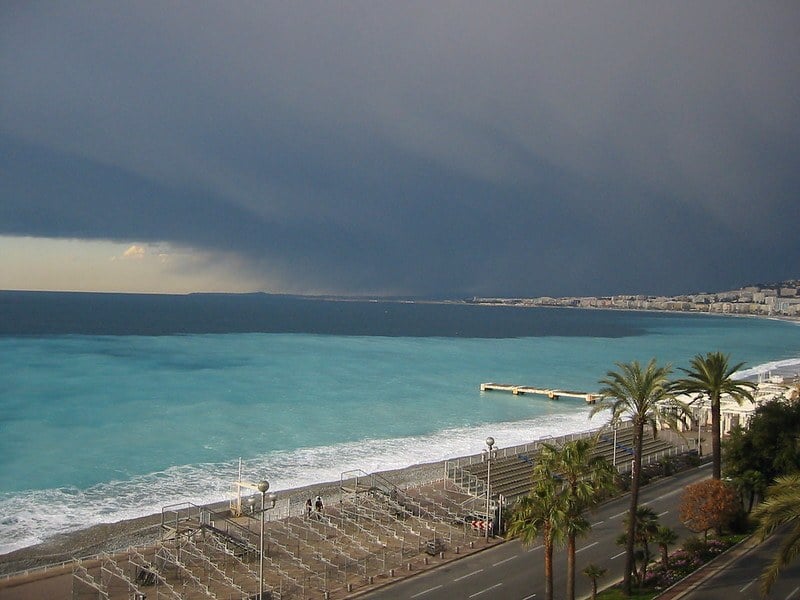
<box><xmin>465</xmin><ymin>278</ymin><xmax>800</xmax><ymax>321</ymax></box>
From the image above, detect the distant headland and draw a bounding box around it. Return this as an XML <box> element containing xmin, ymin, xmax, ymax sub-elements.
<box><xmin>467</xmin><ymin>279</ymin><xmax>800</xmax><ymax>319</ymax></box>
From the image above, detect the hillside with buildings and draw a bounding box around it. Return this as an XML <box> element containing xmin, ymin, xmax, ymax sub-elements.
<box><xmin>470</xmin><ymin>280</ymin><xmax>800</xmax><ymax>318</ymax></box>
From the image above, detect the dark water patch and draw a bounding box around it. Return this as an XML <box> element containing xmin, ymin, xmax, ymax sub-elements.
<box><xmin>0</xmin><ymin>290</ymin><xmax>651</xmax><ymax>338</ymax></box>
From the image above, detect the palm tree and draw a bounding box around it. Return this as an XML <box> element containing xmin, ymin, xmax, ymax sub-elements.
<box><xmin>752</xmin><ymin>473</ymin><xmax>800</xmax><ymax>597</ymax></box>
<box><xmin>507</xmin><ymin>476</ymin><xmax>566</xmax><ymax>600</ymax></box>
<box><xmin>672</xmin><ymin>352</ymin><xmax>756</xmax><ymax>480</ymax></box>
<box><xmin>583</xmin><ymin>564</ymin><xmax>607</xmax><ymax>600</ymax></box>
<box><xmin>592</xmin><ymin>358</ymin><xmax>674</xmax><ymax>596</ymax></box>
<box><xmin>537</xmin><ymin>439</ymin><xmax>617</xmax><ymax>600</ymax></box>
<box><xmin>653</xmin><ymin>525</ymin><xmax>678</xmax><ymax>568</ymax></box>
<box><xmin>622</xmin><ymin>505</ymin><xmax>659</xmax><ymax>585</ymax></box>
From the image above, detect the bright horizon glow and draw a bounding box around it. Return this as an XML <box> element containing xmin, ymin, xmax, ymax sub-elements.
<box><xmin>0</xmin><ymin>235</ymin><xmax>267</xmax><ymax>294</ymax></box>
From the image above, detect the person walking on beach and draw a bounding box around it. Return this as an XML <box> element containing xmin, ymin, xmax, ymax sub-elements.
<box><xmin>305</xmin><ymin>498</ymin><xmax>313</xmax><ymax>519</ymax></box>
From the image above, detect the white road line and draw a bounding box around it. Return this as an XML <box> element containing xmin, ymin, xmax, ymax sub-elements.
<box><xmin>527</xmin><ymin>544</ymin><xmax>544</xmax><ymax>553</ymax></box>
<box><xmin>611</xmin><ymin>551</ymin><xmax>626</xmax><ymax>559</ymax></box>
<box><xmin>469</xmin><ymin>582</ymin><xmax>503</xmax><ymax>598</ymax></box>
<box><xmin>576</xmin><ymin>541</ymin><xmax>599</xmax><ymax>554</ymax></box>
<box><xmin>786</xmin><ymin>585</ymin><xmax>800</xmax><ymax>600</ymax></box>
<box><xmin>594</xmin><ymin>520</ymin><xmax>604</xmax><ymax>525</ymax></box>
<box><xmin>493</xmin><ymin>555</ymin><xmax>517</xmax><ymax>567</ymax></box>
<box><xmin>739</xmin><ymin>578</ymin><xmax>756</xmax><ymax>592</ymax></box>
<box><xmin>521</xmin><ymin>594</ymin><xmax>537</xmax><ymax>600</ymax></box>
<box><xmin>658</xmin><ymin>510</ymin><xmax>669</xmax><ymax>517</ymax></box>
<box><xmin>411</xmin><ymin>585</ymin><xmax>443</xmax><ymax>598</ymax></box>
<box><xmin>652</xmin><ymin>488</ymin><xmax>683</xmax><ymax>502</ymax></box>
<box><xmin>453</xmin><ymin>569</ymin><xmax>483</xmax><ymax>582</ymax></box>
<box><xmin>610</xmin><ymin>511</ymin><xmax>626</xmax><ymax>519</ymax></box>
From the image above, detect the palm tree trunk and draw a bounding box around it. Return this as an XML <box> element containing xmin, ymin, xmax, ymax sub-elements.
<box><xmin>623</xmin><ymin>422</ymin><xmax>644</xmax><ymax>596</ymax></box>
<box><xmin>567</xmin><ymin>533</ymin><xmax>576</xmax><ymax>600</ymax></box>
<box><xmin>544</xmin><ymin>525</ymin><xmax>554</xmax><ymax>600</ymax></box>
<box><xmin>711</xmin><ymin>394</ymin><xmax>722</xmax><ymax>479</ymax></box>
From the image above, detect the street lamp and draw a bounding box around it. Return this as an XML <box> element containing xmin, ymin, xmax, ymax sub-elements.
<box><xmin>612</xmin><ymin>419</ymin><xmax>619</xmax><ymax>467</ymax></box>
<box><xmin>257</xmin><ymin>480</ymin><xmax>277</xmax><ymax>600</ymax></box>
<box><xmin>695</xmin><ymin>406</ymin><xmax>703</xmax><ymax>457</ymax></box>
<box><xmin>483</xmin><ymin>436</ymin><xmax>496</xmax><ymax>540</ymax></box>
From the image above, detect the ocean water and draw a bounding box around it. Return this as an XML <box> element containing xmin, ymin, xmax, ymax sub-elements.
<box><xmin>1</xmin><ymin>293</ymin><xmax>799</xmax><ymax>554</ymax></box>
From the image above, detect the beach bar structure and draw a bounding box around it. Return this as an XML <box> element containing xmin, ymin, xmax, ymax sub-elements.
<box><xmin>480</xmin><ymin>382</ymin><xmax>599</xmax><ymax>404</ymax></box>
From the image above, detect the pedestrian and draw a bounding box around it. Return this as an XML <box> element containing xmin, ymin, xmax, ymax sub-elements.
<box><xmin>305</xmin><ymin>498</ymin><xmax>312</xmax><ymax>519</ymax></box>
<box><xmin>315</xmin><ymin>495</ymin><xmax>324</xmax><ymax>514</ymax></box>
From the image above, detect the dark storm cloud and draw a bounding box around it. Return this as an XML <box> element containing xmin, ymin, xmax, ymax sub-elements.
<box><xmin>2</xmin><ymin>2</ymin><xmax>799</xmax><ymax>296</ymax></box>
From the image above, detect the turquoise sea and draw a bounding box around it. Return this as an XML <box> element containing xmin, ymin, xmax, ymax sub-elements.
<box><xmin>1</xmin><ymin>295</ymin><xmax>799</xmax><ymax>554</ymax></box>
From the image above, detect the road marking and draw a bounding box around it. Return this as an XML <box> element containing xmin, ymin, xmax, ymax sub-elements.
<box><xmin>786</xmin><ymin>585</ymin><xmax>799</xmax><ymax>599</ymax></box>
<box><xmin>411</xmin><ymin>585</ymin><xmax>443</xmax><ymax>598</ymax></box>
<box><xmin>453</xmin><ymin>569</ymin><xmax>483</xmax><ymax>582</ymax></box>
<box><xmin>493</xmin><ymin>555</ymin><xmax>517</xmax><ymax>567</ymax></box>
<box><xmin>521</xmin><ymin>595</ymin><xmax>537</xmax><ymax>599</ymax></box>
<box><xmin>611</xmin><ymin>551</ymin><xmax>626</xmax><ymax>559</ymax></box>
<box><xmin>527</xmin><ymin>544</ymin><xmax>544</xmax><ymax>553</ymax></box>
<box><xmin>576</xmin><ymin>541</ymin><xmax>599</xmax><ymax>554</ymax></box>
<box><xmin>469</xmin><ymin>582</ymin><xmax>503</xmax><ymax>598</ymax></box>
<box><xmin>594</xmin><ymin>520</ymin><xmax>604</xmax><ymax>525</ymax></box>
<box><xmin>739</xmin><ymin>578</ymin><xmax>756</xmax><ymax>592</ymax></box>
<box><xmin>652</xmin><ymin>488</ymin><xmax>683</xmax><ymax>502</ymax></box>
<box><xmin>658</xmin><ymin>510</ymin><xmax>669</xmax><ymax>517</ymax></box>
<box><xmin>610</xmin><ymin>511</ymin><xmax>626</xmax><ymax>519</ymax></box>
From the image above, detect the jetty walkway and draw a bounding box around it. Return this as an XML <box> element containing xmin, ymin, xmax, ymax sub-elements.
<box><xmin>480</xmin><ymin>382</ymin><xmax>599</xmax><ymax>403</ymax></box>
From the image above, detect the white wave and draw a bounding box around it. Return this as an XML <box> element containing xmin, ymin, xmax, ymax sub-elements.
<box><xmin>734</xmin><ymin>356</ymin><xmax>800</xmax><ymax>380</ymax></box>
<box><xmin>0</xmin><ymin>408</ymin><xmax>595</xmax><ymax>555</ymax></box>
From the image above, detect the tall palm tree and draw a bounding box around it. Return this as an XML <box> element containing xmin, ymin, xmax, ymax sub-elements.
<box><xmin>672</xmin><ymin>352</ymin><xmax>756</xmax><ymax>480</ymax></box>
<box><xmin>507</xmin><ymin>476</ymin><xmax>566</xmax><ymax>600</ymax></box>
<box><xmin>537</xmin><ymin>439</ymin><xmax>617</xmax><ymax>600</ymax></box>
<box><xmin>591</xmin><ymin>358</ymin><xmax>674</xmax><ymax>596</ymax></box>
<box><xmin>753</xmin><ymin>473</ymin><xmax>800</xmax><ymax>597</ymax></box>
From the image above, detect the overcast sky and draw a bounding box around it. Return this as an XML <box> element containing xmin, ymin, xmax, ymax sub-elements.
<box><xmin>1</xmin><ymin>2</ymin><xmax>798</xmax><ymax>297</ymax></box>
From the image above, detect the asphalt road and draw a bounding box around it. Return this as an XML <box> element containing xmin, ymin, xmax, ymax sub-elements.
<box><xmin>361</xmin><ymin>463</ymin><xmax>713</xmax><ymax>600</ymax></box>
<box><xmin>678</xmin><ymin>530</ymin><xmax>800</xmax><ymax>600</ymax></box>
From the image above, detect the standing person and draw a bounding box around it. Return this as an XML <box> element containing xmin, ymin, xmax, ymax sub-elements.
<box><xmin>305</xmin><ymin>498</ymin><xmax>312</xmax><ymax>519</ymax></box>
<box><xmin>315</xmin><ymin>495</ymin><xmax>324</xmax><ymax>514</ymax></box>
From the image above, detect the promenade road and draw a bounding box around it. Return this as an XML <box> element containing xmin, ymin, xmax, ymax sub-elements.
<box><xmin>361</xmin><ymin>463</ymin><xmax>712</xmax><ymax>600</ymax></box>
<box><xmin>674</xmin><ymin>529</ymin><xmax>800</xmax><ymax>600</ymax></box>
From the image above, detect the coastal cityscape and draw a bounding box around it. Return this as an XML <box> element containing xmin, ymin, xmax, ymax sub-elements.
<box><xmin>3</xmin><ymin>3</ymin><xmax>800</xmax><ymax>600</ymax></box>
<box><xmin>469</xmin><ymin>279</ymin><xmax>800</xmax><ymax>318</ymax></box>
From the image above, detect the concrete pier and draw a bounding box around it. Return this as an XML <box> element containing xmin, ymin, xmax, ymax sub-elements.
<box><xmin>480</xmin><ymin>382</ymin><xmax>598</xmax><ymax>404</ymax></box>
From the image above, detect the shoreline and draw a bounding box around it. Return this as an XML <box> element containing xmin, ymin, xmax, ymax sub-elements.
<box><xmin>0</xmin><ymin>457</ymin><xmax>448</xmax><ymax>577</ymax></box>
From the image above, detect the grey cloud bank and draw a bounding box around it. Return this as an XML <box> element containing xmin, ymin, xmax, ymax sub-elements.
<box><xmin>1</xmin><ymin>2</ymin><xmax>798</xmax><ymax>296</ymax></box>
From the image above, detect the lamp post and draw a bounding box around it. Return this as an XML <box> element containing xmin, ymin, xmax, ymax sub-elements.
<box><xmin>695</xmin><ymin>406</ymin><xmax>703</xmax><ymax>457</ymax></box>
<box><xmin>257</xmin><ymin>480</ymin><xmax>277</xmax><ymax>600</ymax></box>
<box><xmin>612</xmin><ymin>419</ymin><xmax>619</xmax><ymax>467</ymax></box>
<box><xmin>483</xmin><ymin>436</ymin><xmax>496</xmax><ymax>540</ymax></box>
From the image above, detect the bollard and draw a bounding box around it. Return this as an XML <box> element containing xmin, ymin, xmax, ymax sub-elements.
<box><xmin>369</xmin><ymin>576</ymin><xmax>374</xmax><ymax>585</ymax></box>
<box><xmin>408</xmin><ymin>562</ymin><xmax>413</xmax><ymax>571</ymax></box>
<box><xmin>347</xmin><ymin>583</ymin><xmax>353</xmax><ymax>592</ymax></box>
<box><xmin>390</xmin><ymin>568</ymin><xmax>395</xmax><ymax>577</ymax></box>
<box><xmin>424</xmin><ymin>556</ymin><xmax>428</xmax><ymax>565</ymax></box>
<box><xmin>440</xmin><ymin>551</ymin><xmax>444</xmax><ymax>559</ymax></box>
<box><xmin>470</xmin><ymin>541</ymin><xmax>474</xmax><ymax>549</ymax></box>
<box><xmin>455</xmin><ymin>546</ymin><xmax>460</xmax><ymax>554</ymax></box>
